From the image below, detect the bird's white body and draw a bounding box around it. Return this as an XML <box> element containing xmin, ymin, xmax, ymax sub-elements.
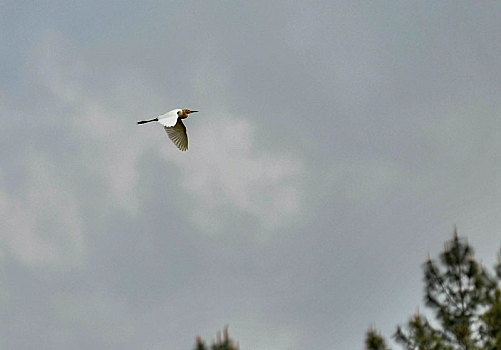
<box><xmin>157</xmin><ymin>109</ymin><xmax>182</xmax><ymax>128</ymax></box>
<box><xmin>137</xmin><ymin>108</ymin><xmax>198</xmax><ymax>151</ymax></box>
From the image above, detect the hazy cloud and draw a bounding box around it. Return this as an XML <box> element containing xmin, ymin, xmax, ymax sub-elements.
<box><xmin>1</xmin><ymin>2</ymin><xmax>500</xmax><ymax>350</ymax></box>
<box><xmin>162</xmin><ymin>116</ymin><xmax>304</xmax><ymax>236</ymax></box>
<box><xmin>1</xmin><ymin>155</ymin><xmax>85</xmax><ymax>268</ymax></box>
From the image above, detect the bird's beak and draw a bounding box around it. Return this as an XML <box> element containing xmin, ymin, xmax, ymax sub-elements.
<box><xmin>188</xmin><ymin>110</ymin><xmax>198</xmax><ymax>114</ymax></box>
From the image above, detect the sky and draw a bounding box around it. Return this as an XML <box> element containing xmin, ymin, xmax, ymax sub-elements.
<box><xmin>1</xmin><ymin>1</ymin><xmax>500</xmax><ymax>349</ymax></box>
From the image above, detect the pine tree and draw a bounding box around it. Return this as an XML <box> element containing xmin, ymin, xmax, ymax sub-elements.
<box><xmin>194</xmin><ymin>326</ymin><xmax>239</xmax><ymax>350</ymax></box>
<box><xmin>366</xmin><ymin>228</ymin><xmax>501</xmax><ymax>350</ymax></box>
<box><xmin>366</xmin><ymin>327</ymin><xmax>390</xmax><ymax>350</ymax></box>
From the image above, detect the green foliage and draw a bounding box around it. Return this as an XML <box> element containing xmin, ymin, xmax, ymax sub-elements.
<box><xmin>194</xmin><ymin>327</ymin><xmax>239</xmax><ymax>350</ymax></box>
<box><xmin>366</xmin><ymin>328</ymin><xmax>390</xmax><ymax>350</ymax></box>
<box><xmin>394</xmin><ymin>314</ymin><xmax>453</xmax><ymax>350</ymax></box>
<box><xmin>366</xmin><ymin>228</ymin><xmax>501</xmax><ymax>350</ymax></box>
<box><xmin>480</xmin><ymin>289</ymin><xmax>501</xmax><ymax>350</ymax></box>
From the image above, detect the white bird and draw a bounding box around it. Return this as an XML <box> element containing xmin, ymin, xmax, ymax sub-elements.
<box><xmin>137</xmin><ymin>108</ymin><xmax>198</xmax><ymax>151</ymax></box>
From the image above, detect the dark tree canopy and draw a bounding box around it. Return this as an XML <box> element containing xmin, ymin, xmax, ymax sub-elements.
<box><xmin>194</xmin><ymin>326</ymin><xmax>239</xmax><ymax>350</ymax></box>
<box><xmin>366</xmin><ymin>228</ymin><xmax>501</xmax><ymax>350</ymax></box>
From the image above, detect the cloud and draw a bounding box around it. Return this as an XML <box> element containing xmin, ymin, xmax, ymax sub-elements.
<box><xmin>23</xmin><ymin>29</ymin><xmax>424</xmax><ymax>247</ymax></box>
<box><xmin>49</xmin><ymin>291</ymin><xmax>134</xmax><ymax>347</ymax></box>
<box><xmin>15</xmin><ymin>29</ymin><xmax>311</xmax><ymax>245</ymax></box>
<box><xmin>227</xmin><ymin>310</ymin><xmax>303</xmax><ymax>350</ymax></box>
<box><xmin>325</xmin><ymin>158</ymin><xmax>410</xmax><ymax>205</ymax></box>
<box><xmin>26</xmin><ymin>29</ymin><xmax>86</xmax><ymax>105</ymax></box>
<box><xmin>418</xmin><ymin>98</ymin><xmax>501</xmax><ymax>246</ymax></box>
<box><xmin>2</xmin><ymin>4</ymin><xmax>501</xmax><ymax>350</ymax></box>
<box><xmin>25</xmin><ymin>31</ymin><xmax>152</xmax><ymax>213</ymax></box>
<box><xmin>160</xmin><ymin>116</ymin><xmax>304</xmax><ymax>238</ymax></box>
<box><xmin>0</xmin><ymin>156</ymin><xmax>85</xmax><ymax>268</ymax></box>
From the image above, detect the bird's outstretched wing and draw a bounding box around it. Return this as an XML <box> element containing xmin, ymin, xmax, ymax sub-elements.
<box><xmin>164</xmin><ymin>119</ymin><xmax>188</xmax><ymax>151</ymax></box>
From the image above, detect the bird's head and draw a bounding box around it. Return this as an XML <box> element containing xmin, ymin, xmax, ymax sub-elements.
<box><xmin>179</xmin><ymin>109</ymin><xmax>198</xmax><ymax>118</ymax></box>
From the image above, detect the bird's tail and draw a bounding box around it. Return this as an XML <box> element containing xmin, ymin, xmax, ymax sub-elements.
<box><xmin>137</xmin><ymin>118</ymin><xmax>159</xmax><ymax>125</ymax></box>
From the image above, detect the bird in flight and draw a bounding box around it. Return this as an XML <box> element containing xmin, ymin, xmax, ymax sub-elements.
<box><xmin>137</xmin><ymin>108</ymin><xmax>198</xmax><ymax>151</ymax></box>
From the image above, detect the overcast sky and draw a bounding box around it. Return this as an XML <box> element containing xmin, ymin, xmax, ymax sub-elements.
<box><xmin>1</xmin><ymin>1</ymin><xmax>500</xmax><ymax>349</ymax></box>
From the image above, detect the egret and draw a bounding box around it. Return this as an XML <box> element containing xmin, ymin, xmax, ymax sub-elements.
<box><xmin>137</xmin><ymin>108</ymin><xmax>198</xmax><ymax>151</ymax></box>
